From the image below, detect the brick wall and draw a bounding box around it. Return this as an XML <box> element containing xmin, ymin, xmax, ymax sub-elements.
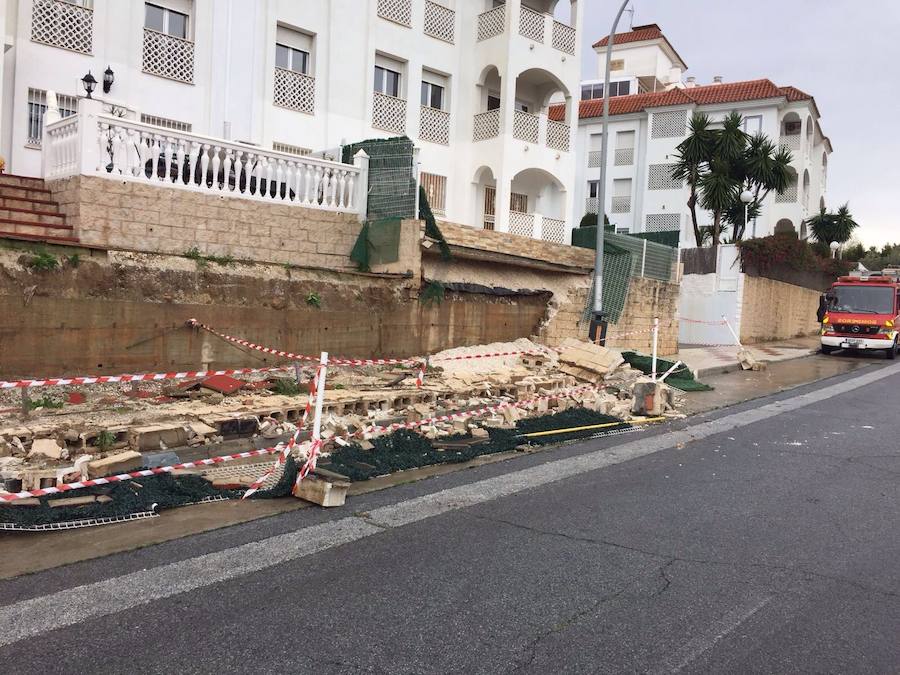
<box><xmin>606</xmin><ymin>277</ymin><xmax>680</xmax><ymax>356</ymax></box>
<box><xmin>48</xmin><ymin>176</ymin><xmax>362</xmax><ymax>270</ymax></box>
<box><xmin>740</xmin><ymin>275</ymin><xmax>821</xmax><ymax>343</ymax></box>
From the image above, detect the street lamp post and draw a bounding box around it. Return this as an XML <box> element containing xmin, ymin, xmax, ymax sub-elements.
<box><xmin>740</xmin><ymin>189</ymin><xmax>754</xmax><ymax>238</ymax></box>
<box><xmin>830</xmin><ymin>241</ymin><xmax>840</xmax><ymax>259</ymax></box>
<box><xmin>591</xmin><ymin>0</ymin><xmax>631</xmax><ymax>343</ymax></box>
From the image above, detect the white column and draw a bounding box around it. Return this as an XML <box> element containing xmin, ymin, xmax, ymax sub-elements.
<box><xmin>77</xmin><ymin>98</ymin><xmax>103</xmax><ymax>177</ymax></box>
<box><xmin>353</xmin><ymin>149</ymin><xmax>370</xmax><ymax>222</ymax></box>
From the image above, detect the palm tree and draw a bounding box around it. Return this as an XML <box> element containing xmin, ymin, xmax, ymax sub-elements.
<box><xmin>672</xmin><ymin>113</ymin><xmax>715</xmax><ymax>247</ymax></box>
<box><xmin>806</xmin><ymin>203</ymin><xmax>859</xmax><ymax>245</ymax></box>
<box><xmin>830</xmin><ymin>203</ymin><xmax>859</xmax><ymax>243</ymax></box>
<box><xmin>729</xmin><ymin>135</ymin><xmax>793</xmax><ymax>241</ymax></box>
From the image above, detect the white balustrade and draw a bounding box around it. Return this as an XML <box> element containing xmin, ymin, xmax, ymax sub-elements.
<box><xmin>508</xmin><ymin>211</ymin><xmax>535</xmax><ymax>238</ymax></box>
<box><xmin>776</xmin><ymin>182</ymin><xmax>798</xmax><ymax>203</ymax></box>
<box><xmin>42</xmin><ymin>113</ymin><xmax>366</xmax><ymax>216</ymax></box>
<box><xmin>372</xmin><ymin>92</ymin><xmax>407</xmax><ymax>134</ymax></box>
<box><xmin>587</xmin><ymin>151</ymin><xmax>602</xmax><ymax>168</ymax></box>
<box><xmin>142</xmin><ymin>28</ymin><xmax>194</xmax><ymax>83</ymax></box>
<box><xmin>473</xmin><ymin>109</ymin><xmax>500</xmax><ymax>142</ymax></box>
<box><xmin>273</xmin><ymin>68</ymin><xmax>315</xmax><ymax>114</ymax></box>
<box><xmin>519</xmin><ymin>6</ymin><xmax>545</xmax><ymax>42</ymax></box>
<box><xmin>584</xmin><ymin>198</ymin><xmax>599</xmax><ymax>214</ymax></box>
<box><xmin>552</xmin><ymin>20</ymin><xmax>576</xmax><ymax>55</ymax></box>
<box><xmin>477</xmin><ymin>5</ymin><xmax>505</xmax><ymax>42</ymax></box>
<box><xmin>541</xmin><ymin>217</ymin><xmax>566</xmax><ymax>244</ymax></box>
<box><xmin>377</xmin><ymin>0</ymin><xmax>412</xmax><ymax>26</ymax></box>
<box><xmin>546</xmin><ymin>119</ymin><xmax>570</xmax><ymax>152</ymax></box>
<box><xmin>513</xmin><ymin>110</ymin><xmax>539</xmax><ymax>144</ymax></box>
<box><xmin>614</xmin><ymin>147</ymin><xmax>634</xmax><ymax>166</ymax></box>
<box><xmin>424</xmin><ymin>1</ymin><xmax>454</xmax><ymax>43</ymax></box>
<box><xmin>779</xmin><ymin>134</ymin><xmax>800</xmax><ymax>153</ymax></box>
<box><xmin>31</xmin><ymin>0</ymin><xmax>93</xmax><ymax>54</ymax></box>
<box><xmin>611</xmin><ymin>196</ymin><xmax>631</xmax><ymax>213</ymax></box>
<box><xmin>419</xmin><ymin>106</ymin><xmax>450</xmax><ymax>145</ymax></box>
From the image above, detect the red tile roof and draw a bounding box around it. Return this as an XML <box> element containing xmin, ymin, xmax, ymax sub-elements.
<box><xmin>593</xmin><ymin>23</ymin><xmax>662</xmax><ymax>48</ymax></box>
<box><xmin>550</xmin><ymin>79</ymin><xmax>814</xmax><ymax>121</ymax></box>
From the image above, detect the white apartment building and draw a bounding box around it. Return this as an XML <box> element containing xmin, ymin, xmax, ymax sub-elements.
<box><xmin>570</xmin><ymin>24</ymin><xmax>832</xmax><ymax>245</ymax></box>
<box><xmin>0</xmin><ymin>0</ymin><xmax>584</xmax><ymax>242</ymax></box>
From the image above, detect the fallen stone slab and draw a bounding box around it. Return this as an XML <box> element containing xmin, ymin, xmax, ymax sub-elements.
<box><xmin>28</xmin><ymin>439</ymin><xmax>65</xmax><ymax>461</ymax></box>
<box><xmin>86</xmin><ymin>451</ymin><xmax>142</xmax><ymax>479</ymax></box>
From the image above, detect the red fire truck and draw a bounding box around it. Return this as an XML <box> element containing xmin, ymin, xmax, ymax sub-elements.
<box><xmin>821</xmin><ymin>270</ymin><xmax>900</xmax><ymax>358</ymax></box>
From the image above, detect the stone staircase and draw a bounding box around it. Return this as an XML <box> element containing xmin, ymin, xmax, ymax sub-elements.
<box><xmin>0</xmin><ymin>174</ymin><xmax>77</xmax><ymax>244</ymax></box>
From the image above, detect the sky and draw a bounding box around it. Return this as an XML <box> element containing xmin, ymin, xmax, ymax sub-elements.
<box><xmin>577</xmin><ymin>0</ymin><xmax>900</xmax><ymax>248</ymax></box>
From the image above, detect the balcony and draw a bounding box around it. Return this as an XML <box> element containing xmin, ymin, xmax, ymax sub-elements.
<box><xmin>419</xmin><ymin>106</ymin><xmax>450</xmax><ymax>145</ymax></box>
<box><xmin>142</xmin><ymin>28</ymin><xmax>194</xmax><ymax>83</ymax></box>
<box><xmin>372</xmin><ymin>92</ymin><xmax>407</xmax><ymax>134</ymax></box>
<box><xmin>546</xmin><ymin>119</ymin><xmax>570</xmax><ymax>152</ymax></box>
<box><xmin>611</xmin><ymin>195</ymin><xmax>631</xmax><ymax>213</ymax></box>
<box><xmin>273</xmin><ymin>68</ymin><xmax>315</xmax><ymax>115</ymax></box>
<box><xmin>779</xmin><ymin>134</ymin><xmax>801</xmax><ymax>154</ymax></box>
<box><xmin>31</xmin><ymin>0</ymin><xmax>93</xmax><ymax>54</ymax></box>
<box><xmin>587</xmin><ymin>151</ymin><xmax>602</xmax><ymax>168</ymax></box>
<box><xmin>776</xmin><ymin>183</ymin><xmax>798</xmax><ymax>203</ymax></box>
<box><xmin>423</xmin><ymin>0</ymin><xmax>454</xmax><ymax>43</ymax></box>
<box><xmin>473</xmin><ymin>109</ymin><xmax>500</xmax><ymax>142</ymax></box>
<box><xmin>614</xmin><ymin>147</ymin><xmax>634</xmax><ymax>166</ymax></box>
<box><xmin>508</xmin><ymin>211</ymin><xmax>565</xmax><ymax>243</ymax></box>
<box><xmin>513</xmin><ymin>109</ymin><xmax>539</xmax><ymax>144</ymax></box>
<box><xmin>585</xmin><ymin>198</ymin><xmax>598</xmax><ymax>214</ymax></box>
<box><xmin>377</xmin><ymin>0</ymin><xmax>411</xmax><ymax>26</ymax></box>
<box><xmin>478</xmin><ymin>3</ymin><xmax>575</xmax><ymax>55</ymax></box>
<box><xmin>42</xmin><ymin>108</ymin><xmax>367</xmax><ymax>215</ymax></box>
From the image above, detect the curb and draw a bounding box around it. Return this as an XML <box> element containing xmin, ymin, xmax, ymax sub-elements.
<box><xmin>692</xmin><ymin>348</ymin><xmax>819</xmax><ymax>379</ymax></box>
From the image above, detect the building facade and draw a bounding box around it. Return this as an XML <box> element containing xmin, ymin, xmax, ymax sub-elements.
<box><xmin>570</xmin><ymin>24</ymin><xmax>832</xmax><ymax>246</ymax></box>
<box><xmin>1</xmin><ymin>0</ymin><xmax>584</xmax><ymax>242</ymax></box>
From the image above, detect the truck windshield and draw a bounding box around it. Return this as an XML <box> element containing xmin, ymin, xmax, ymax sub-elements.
<box><xmin>829</xmin><ymin>285</ymin><xmax>895</xmax><ymax>314</ymax></box>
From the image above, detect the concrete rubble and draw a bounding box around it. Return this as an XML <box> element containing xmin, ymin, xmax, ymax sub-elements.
<box><xmin>0</xmin><ymin>338</ymin><xmax>685</xmax><ymax>498</ymax></box>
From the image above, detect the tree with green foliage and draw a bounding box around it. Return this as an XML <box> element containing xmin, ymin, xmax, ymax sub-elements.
<box><xmin>805</xmin><ymin>203</ymin><xmax>859</xmax><ymax>245</ymax></box>
<box><xmin>673</xmin><ymin>112</ymin><xmax>793</xmax><ymax>248</ymax></box>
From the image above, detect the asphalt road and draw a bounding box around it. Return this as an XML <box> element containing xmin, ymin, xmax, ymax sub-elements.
<box><xmin>1</xmin><ymin>359</ymin><xmax>898</xmax><ymax>674</ymax></box>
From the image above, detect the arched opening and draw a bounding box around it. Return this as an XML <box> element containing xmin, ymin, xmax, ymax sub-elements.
<box><xmin>774</xmin><ymin>218</ymin><xmax>797</xmax><ymax>237</ymax></box>
<box><xmin>472</xmin><ymin>165</ymin><xmax>498</xmax><ymax>230</ymax></box>
<box><xmin>508</xmin><ymin>167</ymin><xmax>567</xmax><ymax>242</ymax></box>
<box><xmin>821</xmin><ymin>152</ymin><xmax>828</xmax><ymax>190</ymax></box>
<box><xmin>800</xmin><ymin>221</ymin><xmax>808</xmax><ymax>240</ymax></box>
<box><xmin>802</xmin><ymin>169</ymin><xmax>810</xmax><ymax>211</ymax></box>
<box><xmin>805</xmin><ymin>115</ymin><xmax>814</xmax><ymax>149</ymax></box>
<box><xmin>780</xmin><ymin>112</ymin><xmax>801</xmax><ymax>154</ymax></box>
<box><xmin>819</xmin><ymin>196</ymin><xmax>826</xmax><ymax>211</ymax></box>
<box><xmin>776</xmin><ymin>166</ymin><xmax>798</xmax><ymax>203</ymax></box>
<box><xmin>512</xmin><ymin>67</ymin><xmax>572</xmax><ymax>149</ymax></box>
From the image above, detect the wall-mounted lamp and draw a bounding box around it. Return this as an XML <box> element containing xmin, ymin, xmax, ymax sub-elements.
<box><xmin>103</xmin><ymin>66</ymin><xmax>115</xmax><ymax>94</ymax></box>
<box><xmin>81</xmin><ymin>71</ymin><xmax>97</xmax><ymax>98</ymax></box>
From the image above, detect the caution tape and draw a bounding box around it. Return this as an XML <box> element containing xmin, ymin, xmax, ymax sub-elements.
<box><xmin>0</xmin><ymin>447</ymin><xmax>281</xmax><ymax>503</ymax></box>
<box><xmin>0</xmin><ymin>365</ymin><xmax>294</xmax><ymax>391</ymax></box>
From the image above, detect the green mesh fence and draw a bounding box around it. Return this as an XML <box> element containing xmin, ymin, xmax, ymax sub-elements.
<box><xmin>342</xmin><ymin>137</ymin><xmax>416</xmax><ymax>221</ymax></box>
<box><xmin>632</xmin><ymin>230</ymin><xmax>680</xmax><ymax>248</ymax></box>
<box><xmin>578</xmin><ymin>245</ymin><xmax>632</xmax><ymax>326</ymax></box>
<box><xmin>573</xmin><ymin>227</ymin><xmax>677</xmax><ymax>283</ymax></box>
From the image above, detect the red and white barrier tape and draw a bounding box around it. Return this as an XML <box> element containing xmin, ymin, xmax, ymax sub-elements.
<box><xmin>242</xmin><ymin>365</ymin><xmax>322</xmax><ymax>499</ymax></box>
<box><xmin>0</xmin><ymin>447</ymin><xmax>280</xmax><ymax>503</ymax></box>
<box><xmin>0</xmin><ymin>365</ymin><xmax>294</xmax><ymax>391</ymax></box>
<box><xmin>678</xmin><ymin>317</ymin><xmax>728</xmax><ymax>326</ymax></box>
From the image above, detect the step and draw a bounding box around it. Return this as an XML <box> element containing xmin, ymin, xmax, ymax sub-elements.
<box><xmin>0</xmin><ymin>196</ymin><xmax>60</xmax><ymax>212</ymax></box>
<box><xmin>0</xmin><ymin>185</ymin><xmax>52</xmax><ymax>201</ymax></box>
<box><xmin>0</xmin><ymin>208</ymin><xmax>64</xmax><ymax>226</ymax></box>
<box><xmin>0</xmin><ymin>218</ymin><xmax>74</xmax><ymax>236</ymax></box>
<box><xmin>0</xmin><ymin>173</ymin><xmax>46</xmax><ymax>190</ymax></box>
<box><xmin>0</xmin><ymin>230</ymin><xmax>79</xmax><ymax>245</ymax></box>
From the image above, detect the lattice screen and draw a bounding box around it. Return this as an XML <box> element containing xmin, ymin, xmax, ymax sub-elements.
<box><xmin>377</xmin><ymin>0</ymin><xmax>412</xmax><ymax>26</ymax></box>
<box><xmin>587</xmin><ymin>151</ymin><xmax>602</xmax><ymax>168</ymax></box>
<box><xmin>645</xmin><ymin>213</ymin><xmax>681</xmax><ymax>232</ymax></box>
<box><xmin>31</xmin><ymin>0</ymin><xmax>93</xmax><ymax>54</ymax></box>
<box><xmin>648</xmin><ymin>164</ymin><xmax>682</xmax><ymax>190</ymax></box>
<box><xmin>614</xmin><ymin>147</ymin><xmax>634</xmax><ymax>166</ymax></box>
<box><xmin>473</xmin><ymin>110</ymin><xmax>500</xmax><ymax>141</ymax></box>
<box><xmin>513</xmin><ymin>110</ymin><xmax>539</xmax><ymax>143</ymax></box>
<box><xmin>611</xmin><ymin>196</ymin><xmax>631</xmax><ymax>213</ymax></box>
<box><xmin>509</xmin><ymin>211</ymin><xmax>535</xmax><ymax>238</ymax></box>
<box><xmin>541</xmin><ymin>217</ymin><xmax>565</xmax><ymax>244</ymax></box>
<box><xmin>274</xmin><ymin>68</ymin><xmax>315</xmax><ymax>114</ymax></box>
<box><xmin>373</xmin><ymin>93</ymin><xmax>407</xmax><ymax>134</ymax></box>
<box><xmin>477</xmin><ymin>5</ymin><xmax>505</xmax><ymax>41</ymax></box>
<box><xmin>651</xmin><ymin>110</ymin><xmax>687</xmax><ymax>139</ymax></box>
<box><xmin>552</xmin><ymin>21</ymin><xmax>576</xmax><ymax>55</ymax></box>
<box><xmin>776</xmin><ymin>183</ymin><xmax>798</xmax><ymax>203</ymax></box>
<box><xmin>547</xmin><ymin>120</ymin><xmax>570</xmax><ymax>152</ymax></box>
<box><xmin>419</xmin><ymin>106</ymin><xmax>450</xmax><ymax>145</ymax></box>
<box><xmin>519</xmin><ymin>6</ymin><xmax>545</xmax><ymax>42</ymax></box>
<box><xmin>142</xmin><ymin>29</ymin><xmax>194</xmax><ymax>83</ymax></box>
<box><xmin>424</xmin><ymin>1</ymin><xmax>454</xmax><ymax>43</ymax></box>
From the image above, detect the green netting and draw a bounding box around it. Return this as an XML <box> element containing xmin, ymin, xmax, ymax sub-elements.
<box><xmin>321</xmin><ymin>408</ymin><xmax>628</xmax><ymax>481</ymax></box>
<box><xmin>573</xmin><ymin>227</ymin><xmax>678</xmax><ymax>283</ymax></box>
<box><xmin>622</xmin><ymin>351</ymin><xmax>714</xmax><ymax>392</ymax></box>
<box><xmin>350</xmin><ymin>218</ymin><xmax>403</xmax><ymax>271</ymax></box>
<box><xmin>632</xmin><ymin>230</ymin><xmax>680</xmax><ymax>248</ymax></box>
<box><xmin>342</xmin><ymin>137</ymin><xmax>416</xmax><ymax>221</ymax></box>
<box><xmin>579</xmin><ymin>245</ymin><xmax>632</xmax><ymax>326</ymax></box>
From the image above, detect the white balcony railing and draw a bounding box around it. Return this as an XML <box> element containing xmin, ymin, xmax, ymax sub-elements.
<box><xmin>519</xmin><ymin>6</ymin><xmax>545</xmax><ymax>42</ymax></box>
<box><xmin>273</xmin><ymin>68</ymin><xmax>315</xmax><ymax>114</ymax></box>
<box><xmin>611</xmin><ymin>195</ymin><xmax>631</xmax><ymax>213</ymax></box>
<box><xmin>477</xmin><ymin>5</ymin><xmax>505</xmax><ymax>42</ymax></box>
<box><xmin>508</xmin><ymin>210</ymin><xmax>535</xmax><ymax>238</ymax></box>
<box><xmin>419</xmin><ymin>106</ymin><xmax>450</xmax><ymax>145</ymax></box>
<box><xmin>552</xmin><ymin>19</ymin><xmax>576</xmax><ymax>55</ymax></box>
<box><xmin>776</xmin><ymin>183</ymin><xmax>798</xmax><ymax>203</ymax></box>
<box><xmin>142</xmin><ymin>28</ymin><xmax>194</xmax><ymax>83</ymax></box>
<box><xmin>585</xmin><ymin>198</ymin><xmax>598</xmax><ymax>214</ymax></box>
<box><xmin>779</xmin><ymin>134</ymin><xmax>801</xmax><ymax>154</ymax></box>
<box><xmin>615</xmin><ymin>147</ymin><xmax>634</xmax><ymax>166</ymax></box>
<box><xmin>377</xmin><ymin>0</ymin><xmax>412</xmax><ymax>26</ymax></box>
<box><xmin>541</xmin><ymin>217</ymin><xmax>565</xmax><ymax>243</ymax></box>
<box><xmin>372</xmin><ymin>92</ymin><xmax>407</xmax><ymax>134</ymax></box>
<box><xmin>513</xmin><ymin>109</ymin><xmax>539</xmax><ymax>144</ymax></box>
<box><xmin>42</xmin><ymin>109</ymin><xmax>367</xmax><ymax>216</ymax></box>
<box><xmin>424</xmin><ymin>0</ymin><xmax>454</xmax><ymax>43</ymax></box>
<box><xmin>473</xmin><ymin>109</ymin><xmax>500</xmax><ymax>141</ymax></box>
<box><xmin>546</xmin><ymin>119</ymin><xmax>570</xmax><ymax>152</ymax></box>
<box><xmin>31</xmin><ymin>0</ymin><xmax>93</xmax><ymax>54</ymax></box>
<box><xmin>587</xmin><ymin>151</ymin><xmax>602</xmax><ymax>168</ymax></box>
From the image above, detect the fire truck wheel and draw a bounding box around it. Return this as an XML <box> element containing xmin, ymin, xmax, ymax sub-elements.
<box><xmin>887</xmin><ymin>341</ymin><xmax>898</xmax><ymax>360</ymax></box>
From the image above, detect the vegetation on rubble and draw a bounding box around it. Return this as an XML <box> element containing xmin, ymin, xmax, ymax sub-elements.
<box><xmin>272</xmin><ymin>378</ymin><xmax>302</xmax><ymax>396</ymax></box>
<box><xmin>420</xmin><ymin>280</ymin><xmax>446</xmax><ymax>305</ymax></box>
<box><xmin>305</xmin><ymin>291</ymin><xmax>322</xmax><ymax>308</ymax></box>
<box><xmin>26</xmin><ymin>394</ymin><xmax>64</xmax><ymax>410</ymax></box>
<box><xmin>25</xmin><ymin>250</ymin><xmax>59</xmax><ymax>272</ymax></box>
<box><xmin>184</xmin><ymin>246</ymin><xmax>236</xmax><ymax>269</ymax></box>
<box><xmin>93</xmin><ymin>430</ymin><xmax>117</xmax><ymax>451</ymax></box>
<box><xmin>66</xmin><ymin>254</ymin><xmax>81</xmax><ymax>268</ymax></box>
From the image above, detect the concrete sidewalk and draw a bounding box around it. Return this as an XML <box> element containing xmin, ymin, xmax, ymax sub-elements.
<box><xmin>674</xmin><ymin>336</ymin><xmax>821</xmax><ymax>378</ymax></box>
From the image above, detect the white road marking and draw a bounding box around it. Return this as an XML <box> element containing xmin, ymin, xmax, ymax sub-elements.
<box><xmin>0</xmin><ymin>362</ymin><xmax>897</xmax><ymax>648</ymax></box>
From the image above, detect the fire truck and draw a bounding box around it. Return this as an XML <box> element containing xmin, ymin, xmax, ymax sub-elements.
<box><xmin>821</xmin><ymin>270</ymin><xmax>900</xmax><ymax>358</ymax></box>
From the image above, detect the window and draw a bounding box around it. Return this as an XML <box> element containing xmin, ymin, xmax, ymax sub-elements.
<box><xmin>276</xmin><ymin>43</ymin><xmax>309</xmax><ymax>74</ymax></box>
<box><xmin>26</xmin><ymin>89</ymin><xmax>77</xmax><ymax>146</ymax></box>
<box><xmin>784</xmin><ymin>120</ymin><xmax>801</xmax><ymax>135</ymax></box>
<box><xmin>145</xmin><ymin>3</ymin><xmax>188</xmax><ymax>39</ymax></box>
<box><xmin>510</xmin><ymin>192</ymin><xmax>528</xmax><ymax>213</ymax></box>
<box><xmin>140</xmin><ymin>113</ymin><xmax>192</xmax><ymax>132</ymax></box>
<box><xmin>487</xmin><ymin>95</ymin><xmax>501</xmax><ymax>111</ymax></box>
<box><xmin>742</xmin><ymin>115</ymin><xmax>762</xmax><ymax>135</ymax></box>
<box><xmin>420</xmin><ymin>172</ymin><xmax>447</xmax><ymax>214</ymax></box>
<box><xmin>515</xmin><ymin>101</ymin><xmax>530</xmax><ymax>113</ymax></box>
<box><xmin>580</xmin><ymin>80</ymin><xmax>630</xmax><ymax>100</ymax></box>
<box><xmin>587</xmin><ymin>180</ymin><xmax>600</xmax><ymax>198</ymax></box>
<box><xmin>374</xmin><ymin>65</ymin><xmax>401</xmax><ymax>97</ymax></box>
<box><xmin>420</xmin><ymin>81</ymin><xmax>445</xmax><ymax>110</ymax></box>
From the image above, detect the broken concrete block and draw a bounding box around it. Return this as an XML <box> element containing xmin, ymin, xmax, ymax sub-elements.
<box><xmin>48</xmin><ymin>495</ymin><xmax>112</xmax><ymax>508</ymax></box>
<box><xmin>28</xmin><ymin>438</ymin><xmax>65</xmax><ymax>460</ymax></box>
<box><xmin>737</xmin><ymin>348</ymin><xmax>758</xmax><ymax>371</ymax></box>
<box><xmin>86</xmin><ymin>451</ymin><xmax>142</xmax><ymax>479</ymax></box>
<box><xmin>293</xmin><ymin>473</ymin><xmax>350</xmax><ymax>507</ymax></box>
<box><xmin>632</xmin><ymin>381</ymin><xmax>668</xmax><ymax>416</ymax></box>
<box><xmin>130</xmin><ymin>424</ymin><xmax>190</xmax><ymax>452</ymax></box>
<box><xmin>470</xmin><ymin>427</ymin><xmax>489</xmax><ymax>440</ymax></box>
<box><xmin>558</xmin><ymin>338</ymin><xmax>624</xmax><ymax>381</ymax></box>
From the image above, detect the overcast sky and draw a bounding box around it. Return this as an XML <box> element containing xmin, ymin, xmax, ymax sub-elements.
<box><xmin>579</xmin><ymin>1</ymin><xmax>900</xmax><ymax>248</ymax></box>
